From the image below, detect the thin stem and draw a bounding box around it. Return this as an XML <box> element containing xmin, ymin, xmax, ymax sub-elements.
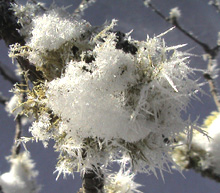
<box><xmin>204</xmin><ymin>57</ymin><xmax>220</xmax><ymax>112</ymax></box>
<box><xmin>146</xmin><ymin>1</ymin><xmax>219</xmax><ymax>58</ymax></box>
<box><xmin>74</xmin><ymin>0</ymin><xmax>96</xmax><ymax>17</ymax></box>
<box><xmin>11</xmin><ymin>76</ymin><xmax>26</xmax><ymax>157</ymax></box>
<box><xmin>11</xmin><ymin>115</ymin><xmax>22</xmax><ymax>157</ymax></box>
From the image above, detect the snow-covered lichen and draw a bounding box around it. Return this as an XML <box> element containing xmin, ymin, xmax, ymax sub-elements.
<box><xmin>10</xmin><ymin>3</ymin><xmax>201</xmax><ymax>182</ymax></box>
<box><xmin>104</xmin><ymin>170</ymin><xmax>142</xmax><ymax>193</ymax></box>
<box><xmin>172</xmin><ymin>111</ymin><xmax>220</xmax><ymax>177</ymax></box>
<box><xmin>193</xmin><ymin>112</ymin><xmax>220</xmax><ymax>174</ymax></box>
<box><xmin>0</xmin><ymin>152</ymin><xmax>40</xmax><ymax>193</ymax></box>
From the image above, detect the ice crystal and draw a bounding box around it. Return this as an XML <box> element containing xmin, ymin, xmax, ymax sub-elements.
<box><xmin>27</xmin><ymin>8</ymin><xmax>90</xmax><ymax>52</ymax></box>
<box><xmin>169</xmin><ymin>7</ymin><xmax>181</xmax><ymax>20</ymax></box>
<box><xmin>192</xmin><ymin>112</ymin><xmax>220</xmax><ymax>174</ymax></box>
<box><xmin>105</xmin><ymin>170</ymin><xmax>142</xmax><ymax>193</ymax></box>
<box><xmin>11</xmin><ymin>5</ymin><xmax>201</xmax><ymax>179</ymax></box>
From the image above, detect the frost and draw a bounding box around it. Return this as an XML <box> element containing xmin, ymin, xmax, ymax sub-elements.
<box><xmin>0</xmin><ymin>152</ymin><xmax>40</xmax><ymax>193</ymax></box>
<box><xmin>11</xmin><ymin>4</ymin><xmax>201</xmax><ymax>179</ymax></box>
<box><xmin>5</xmin><ymin>94</ymin><xmax>22</xmax><ymax>116</ymax></box>
<box><xmin>29</xmin><ymin>112</ymin><xmax>52</xmax><ymax>147</ymax></box>
<box><xmin>44</xmin><ymin>31</ymin><xmax>199</xmax><ymax>175</ymax></box>
<box><xmin>12</xmin><ymin>2</ymin><xmax>45</xmax><ymax>37</ymax></box>
<box><xmin>27</xmin><ymin>8</ymin><xmax>90</xmax><ymax>51</ymax></box>
<box><xmin>169</xmin><ymin>7</ymin><xmax>181</xmax><ymax>20</ymax></box>
<box><xmin>193</xmin><ymin>112</ymin><xmax>220</xmax><ymax>174</ymax></box>
<box><xmin>105</xmin><ymin>170</ymin><xmax>142</xmax><ymax>193</ymax></box>
<box><xmin>143</xmin><ymin>0</ymin><xmax>151</xmax><ymax>7</ymax></box>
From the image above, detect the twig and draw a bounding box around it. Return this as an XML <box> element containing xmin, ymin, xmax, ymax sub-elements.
<box><xmin>145</xmin><ymin>1</ymin><xmax>220</xmax><ymax>112</ymax></box>
<box><xmin>205</xmin><ymin>57</ymin><xmax>220</xmax><ymax>112</ymax></box>
<box><xmin>79</xmin><ymin>165</ymin><xmax>104</xmax><ymax>193</ymax></box>
<box><xmin>185</xmin><ymin>147</ymin><xmax>220</xmax><ymax>183</ymax></box>
<box><xmin>11</xmin><ymin>115</ymin><xmax>22</xmax><ymax>157</ymax></box>
<box><xmin>11</xmin><ymin>75</ymin><xmax>26</xmax><ymax>157</ymax></box>
<box><xmin>0</xmin><ymin>62</ymin><xmax>19</xmax><ymax>84</ymax></box>
<box><xmin>146</xmin><ymin>1</ymin><xmax>220</xmax><ymax>58</ymax></box>
<box><xmin>74</xmin><ymin>0</ymin><xmax>96</xmax><ymax>17</ymax></box>
<box><xmin>209</xmin><ymin>0</ymin><xmax>220</xmax><ymax>12</ymax></box>
<box><xmin>0</xmin><ymin>0</ymin><xmax>44</xmax><ymax>82</ymax></box>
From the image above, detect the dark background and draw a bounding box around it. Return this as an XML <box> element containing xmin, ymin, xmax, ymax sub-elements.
<box><xmin>1</xmin><ymin>0</ymin><xmax>220</xmax><ymax>192</ymax></box>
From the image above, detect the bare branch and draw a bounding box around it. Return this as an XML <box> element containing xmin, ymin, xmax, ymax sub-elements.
<box><xmin>204</xmin><ymin>57</ymin><xmax>220</xmax><ymax>112</ymax></box>
<box><xmin>145</xmin><ymin>1</ymin><xmax>220</xmax><ymax>111</ymax></box>
<box><xmin>11</xmin><ymin>115</ymin><xmax>22</xmax><ymax>157</ymax></box>
<box><xmin>145</xmin><ymin>1</ymin><xmax>219</xmax><ymax>58</ymax></box>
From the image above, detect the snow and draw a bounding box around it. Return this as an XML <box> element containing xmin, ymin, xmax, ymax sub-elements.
<box><xmin>0</xmin><ymin>153</ymin><xmax>40</xmax><ymax>193</ymax></box>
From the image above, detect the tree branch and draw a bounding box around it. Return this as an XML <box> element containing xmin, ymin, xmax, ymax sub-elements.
<box><xmin>0</xmin><ymin>0</ymin><xmax>44</xmax><ymax>82</ymax></box>
<box><xmin>0</xmin><ymin>185</ymin><xmax>4</xmax><ymax>193</ymax></box>
<box><xmin>11</xmin><ymin>114</ymin><xmax>22</xmax><ymax>157</ymax></box>
<box><xmin>146</xmin><ymin>1</ymin><xmax>219</xmax><ymax>58</ymax></box>
<box><xmin>185</xmin><ymin>148</ymin><xmax>220</xmax><ymax>183</ymax></box>
<box><xmin>145</xmin><ymin>1</ymin><xmax>220</xmax><ymax>112</ymax></box>
<box><xmin>209</xmin><ymin>0</ymin><xmax>220</xmax><ymax>12</ymax></box>
<box><xmin>79</xmin><ymin>165</ymin><xmax>104</xmax><ymax>193</ymax></box>
<box><xmin>30</xmin><ymin>0</ymin><xmax>47</xmax><ymax>11</ymax></box>
<box><xmin>11</xmin><ymin>75</ymin><xmax>26</xmax><ymax>157</ymax></box>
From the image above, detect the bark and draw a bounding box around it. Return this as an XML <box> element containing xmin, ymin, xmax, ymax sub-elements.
<box><xmin>80</xmin><ymin>166</ymin><xmax>105</xmax><ymax>193</ymax></box>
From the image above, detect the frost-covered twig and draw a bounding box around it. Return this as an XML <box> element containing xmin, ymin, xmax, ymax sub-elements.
<box><xmin>209</xmin><ymin>0</ymin><xmax>220</xmax><ymax>12</ymax></box>
<box><xmin>145</xmin><ymin>1</ymin><xmax>219</xmax><ymax>57</ymax></box>
<box><xmin>0</xmin><ymin>62</ymin><xmax>19</xmax><ymax>84</ymax></box>
<box><xmin>74</xmin><ymin>0</ymin><xmax>96</xmax><ymax>17</ymax></box>
<box><xmin>144</xmin><ymin>1</ymin><xmax>220</xmax><ymax>112</ymax></box>
<box><xmin>173</xmin><ymin>112</ymin><xmax>220</xmax><ymax>183</ymax></box>
<box><xmin>0</xmin><ymin>0</ymin><xmax>43</xmax><ymax>82</ymax></box>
